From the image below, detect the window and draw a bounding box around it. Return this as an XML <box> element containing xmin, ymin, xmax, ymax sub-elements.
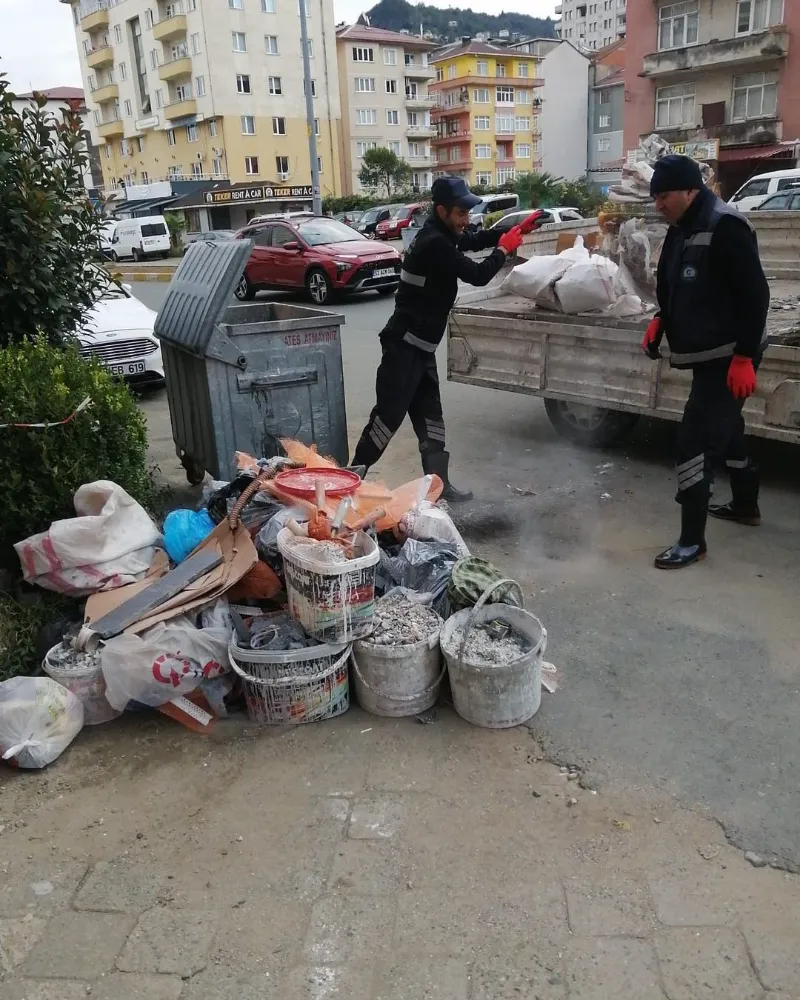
<box><xmin>386</xmin><ymin>79</ymin><xmax>398</xmax><ymax>94</ymax></box>
<box><xmin>655</xmin><ymin>83</ymin><xmax>695</xmax><ymax>127</ymax></box>
<box><xmin>314</xmin><ymin>117</ymin><xmax>320</xmax><ymax>135</ymax></box>
<box><xmin>356</xmin><ymin>140</ymin><xmax>377</xmax><ymax>156</ymax></box>
<box><xmin>191</xmin><ymin>161</ymin><xmax>203</xmax><ymax>177</ymax></box>
<box><xmin>448</xmin><ymin>64</ymin><xmax>457</xmax><ymax>79</ymax></box>
<box><xmin>474</xmin><ymin>115</ymin><xmax>490</xmax><ymax>130</ymax></box>
<box><xmin>496</xmin><ymin>63</ymin><xmax>507</xmax><ymax>78</ymax></box>
<box><xmin>476</xmin><ymin>171</ymin><xmax>492</xmax><ymax>186</ymax></box>
<box><xmin>306</xmin><ymin>39</ymin><xmax>314</xmax><ymax>58</ymax></box>
<box><xmin>124</xmin><ymin>99</ymin><xmax>132</xmax><ymax>116</ymax></box>
<box><xmin>171</xmin><ymin>42</ymin><xmax>187</xmax><ymax>59</ymax></box>
<box><xmin>387</xmin><ymin>140</ymin><xmax>401</xmax><ymax>154</ymax></box>
<box><xmin>265</xmin><ymin>34</ymin><xmax>278</xmax><ymax>54</ymax></box>
<box><xmin>598</xmin><ymin>137</ymin><xmax>611</xmax><ymax>151</ymax></box>
<box><xmin>734</xmin><ymin>178</ymin><xmax>770</xmax><ymax>200</ymax></box>
<box><xmin>384</xmin><ymin>47</ymin><xmax>398</xmax><ymax>65</ymax></box>
<box><xmin>355</xmin><ymin>77</ymin><xmax>376</xmax><ymax>92</ymax></box>
<box><xmin>497</xmin><ymin>167</ymin><xmax>516</xmax><ymax>184</ymax></box>
<box><xmin>449</xmin><ymin>145</ymin><xmax>461</xmax><ymax>161</ymax></box>
<box><xmin>262</xmin><ymin>0</ymin><xmax>275</xmax><ymax>9</ymax></box>
<box><xmin>150</xmin><ymin>49</ymin><xmax>159</xmax><ymax>69</ymax></box>
<box><xmin>145</xmin><ymin>7</ymin><xmax>154</xmax><ymax>26</ymax></box>
<box><xmin>352</xmin><ymin>46</ymin><xmax>374</xmax><ymax>62</ymax></box>
<box><xmin>736</xmin><ymin>0</ymin><xmax>784</xmax><ymax>34</ymax></box>
<box><xmin>317</xmin><ymin>156</ymin><xmax>323</xmax><ymax>173</ymax></box>
<box><xmin>408</xmin><ymin>141</ymin><xmax>422</xmax><ymax>157</ymax></box>
<box><xmin>658</xmin><ymin>2</ymin><xmax>699</xmax><ymax>50</ymax></box>
<box><xmin>187</xmin><ymin>0</ymin><xmax>197</xmax><ymax>9</ymax></box>
<box><xmin>473</xmin><ymin>88</ymin><xmax>490</xmax><ymax>103</ymax></box>
<box><xmin>303</xmin><ymin>79</ymin><xmax>317</xmax><ymax>97</ymax></box>
<box><xmin>732</xmin><ymin>70</ymin><xmax>778</xmax><ymax>120</ymax></box>
<box><xmin>599</xmin><ymin>114</ymin><xmax>611</xmax><ymax>127</ymax></box>
<box><xmin>212</xmin><ymin>157</ymin><xmax>223</xmax><ymax>176</ymax></box>
<box><xmin>208</xmin><ymin>118</ymin><xmax>218</xmax><ymax>136</ymax></box>
<box><xmin>237</xmin><ymin>74</ymin><xmax>251</xmax><ymax>94</ymax></box>
<box><xmin>475</xmin><ymin>143</ymin><xmax>491</xmax><ymax>158</ymax></box>
<box><xmin>119</xmin><ymin>139</ymin><xmax>129</xmax><ymax>156</ymax></box>
<box><xmin>241</xmin><ymin>115</ymin><xmax>256</xmax><ymax>134</ymax></box>
<box><xmin>476</xmin><ymin>60</ymin><xmax>489</xmax><ymax>76</ymax></box>
<box><xmin>232</xmin><ymin>31</ymin><xmax>247</xmax><ymax>52</ymax></box>
<box><xmin>119</xmin><ymin>61</ymin><xmax>127</xmax><ymax>80</ymax></box>
<box><xmin>168</xmin><ymin>165</ymin><xmax>183</xmax><ymax>178</ymax></box>
<box><xmin>275</xmin><ymin>155</ymin><xmax>289</xmax><ymax>175</ymax></box>
<box><xmin>175</xmin><ymin>83</ymin><xmax>190</xmax><ymax>101</ymax></box>
<box><xmin>407</xmin><ymin>111</ymin><xmax>419</xmax><ymax>127</ymax></box>
<box><xmin>514</xmin><ymin>116</ymin><xmax>530</xmax><ymax>130</ymax></box>
<box><xmin>114</xmin><ymin>23</ymin><xmax>122</xmax><ymax>42</ymax></box>
<box><xmin>496</xmin><ymin>115</ymin><xmax>514</xmax><ymax>133</ymax></box>
<box><xmin>136</xmin><ymin>136</ymin><xmax>144</xmax><ymax>152</ymax></box>
<box><xmin>156</xmin><ymin>89</ymin><xmax>164</xmax><ymax>108</ymax></box>
<box><xmin>191</xmin><ymin>32</ymin><xmax>201</xmax><ymax>54</ymax></box>
<box><xmin>436</xmin><ymin>67</ymin><xmax>443</xmax><ymax>82</ymax></box>
<box><xmin>269</xmin><ymin>76</ymin><xmax>282</xmax><ymax>95</ymax></box>
<box><xmin>516</xmin><ymin>143</ymin><xmax>531</xmax><ymax>158</ymax></box>
<box><xmin>496</xmin><ymin>86</ymin><xmax>514</xmax><ymax>104</ymax></box>
<box><xmin>356</xmin><ymin>108</ymin><xmax>377</xmax><ymax>125</ymax></box>
<box><xmin>387</xmin><ymin>109</ymin><xmax>399</xmax><ymax>125</ymax></box>
<box><xmin>229</xmin><ymin>0</ymin><xmax>243</xmax><ymax>7</ymax></box>
<box><xmin>272</xmin><ymin>116</ymin><xmax>286</xmax><ymax>134</ymax></box>
<box><xmin>517</xmin><ymin>62</ymin><xmax>529</xmax><ymax>78</ymax></box>
<box><xmin>141</xmin><ymin>170</ymin><xmax>149</xmax><ymax>183</ymax></box>
<box><xmin>196</xmin><ymin>75</ymin><xmax>206</xmax><ymax>96</ymax></box>
<box><xmin>187</xmin><ymin>123</ymin><xmax>198</xmax><ymax>142</ymax></box>
<box><xmin>245</xmin><ymin>156</ymin><xmax>259</xmax><ymax>175</ymax></box>
<box><xmin>272</xmin><ymin>226</ymin><xmax>296</xmax><ymax>247</ymax></box>
<box><xmin>516</xmin><ymin>89</ymin><xmax>532</xmax><ymax>104</ymax></box>
<box><xmin>167</xmin><ymin>128</ymin><xmax>176</xmax><ymax>146</ymax></box>
<box><xmin>599</xmin><ymin>88</ymin><xmax>611</xmax><ymax>104</ymax></box>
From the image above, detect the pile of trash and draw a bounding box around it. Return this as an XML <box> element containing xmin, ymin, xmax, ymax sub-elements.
<box><xmin>606</xmin><ymin>133</ymin><xmax>716</xmax><ymax>205</ymax></box>
<box><xmin>0</xmin><ymin>441</ymin><xmax>553</xmax><ymax>766</ymax></box>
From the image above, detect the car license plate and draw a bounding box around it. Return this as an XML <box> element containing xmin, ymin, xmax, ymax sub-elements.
<box><xmin>109</xmin><ymin>361</ymin><xmax>146</xmax><ymax>376</ymax></box>
<box><xmin>373</xmin><ymin>267</ymin><xmax>396</xmax><ymax>278</ymax></box>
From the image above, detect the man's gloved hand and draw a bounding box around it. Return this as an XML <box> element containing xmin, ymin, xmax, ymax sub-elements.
<box><xmin>518</xmin><ymin>210</ymin><xmax>544</xmax><ymax>235</ymax></box>
<box><xmin>727</xmin><ymin>355</ymin><xmax>757</xmax><ymax>400</ymax></box>
<box><xmin>641</xmin><ymin>316</ymin><xmax>663</xmax><ymax>360</ymax></box>
<box><xmin>498</xmin><ymin>226</ymin><xmax>524</xmax><ymax>255</ymax></box>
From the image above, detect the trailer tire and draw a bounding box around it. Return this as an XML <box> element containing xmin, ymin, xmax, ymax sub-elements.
<box><xmin>544</xmin><ymin>398</ymin><xmax>639</xmax><ymax>448</ymax></box>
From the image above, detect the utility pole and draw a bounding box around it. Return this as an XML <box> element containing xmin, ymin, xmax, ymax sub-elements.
<box><xmin>299</xmin><ymin>0</ymin><xmax>322</xmax><ymax>216</ymax></box>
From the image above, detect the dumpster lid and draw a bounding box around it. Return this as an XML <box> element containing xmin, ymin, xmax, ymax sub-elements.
<box><xmin>154</xmin><ymin>238</ymin><xmax>253</xmax><ymax>356</ymax></box>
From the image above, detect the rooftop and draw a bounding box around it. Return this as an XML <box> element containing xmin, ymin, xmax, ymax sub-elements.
<box><xmin>336</xmin><ymin>23</ymin><xmax>437</xmax><ymax>49</ymax></box>
<box><xmin>16</xmin><ymin>86</ymin><xmax>85</xmax><ymax>101</ymax></box>
<box><xmin>431</xmin><ymin>40</ymin><xmax>537</xmax><ymax>63</ymax></box>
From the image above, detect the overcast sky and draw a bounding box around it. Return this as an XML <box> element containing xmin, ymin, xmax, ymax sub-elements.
<box><xmin>0</xmin><ymin>0</ymin><xmax>558</xmax><ymax>93</ymax></box>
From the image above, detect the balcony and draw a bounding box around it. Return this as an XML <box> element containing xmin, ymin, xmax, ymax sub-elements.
<box><xmin>91</xmin><ymin>82</ymin><xmax>119</xmax><ymax>103</ymax></box>
<box><xmin>159</xmin><ymin>55</ymin><xmax>192</xmax><ymax>81</ymax></box>
<box><xmin>408</xmin><ymin>156</ymin><xmax>437</xmax><ymax>169</ymax></box>
<box><xmin>98</xmin><ymin>116</ymin><xmax>124</xmax><ymax>138</ymax></box>
<box><xmin>404</xmin><ymin>93</ymin><xmax>437</xmax><ymax>109</ymax></box>
<box><xmin>403</xmin><ymin>62</ymin><xmax>436</xmax><ymax>79</ymax></box>
<box><xmin>650</xmin><ymin>116</ymin><xmax>782</xmax><ymax>149</ymax></box>
<box><xmin>163</xmin><ymin>97</ymin><xmax>197</xmax><ymax>119</ymax></box>
<box><xmin>430</xmin><ymin>74</ymin><xmax>543</xmax><ymax>89</ymax></box>
<box><xmin>435</xmin><ymin>129</ymin><xmax>472</xmax><ymax>144</ymax></box>
<box><xmin>153</xmin><ymin>13</ymin><xmax>188</xmax><ymax>42</ymax></box>
<box><xmin>79</xmin><ymin>1</ymin><xmax>109</xmax><ymax>31</ymax></box>
<box><xmin>86</xmin><ymin>45</ymin><xmax>114</xmax><ymax>69</ymax></box>
<box><xmin>406</xmin><ymin>125</ymin><xmax>437</xmax><ymax>138</ymax></box>
<box><xmin>640</xmin><ymin>27</ymin><xmax>789</xmax><ymax>79</ymax></box>
<box><xmin>431</xmin><ymin>101</ymin><xmax>469</xmax><ymax>117</ymax></box>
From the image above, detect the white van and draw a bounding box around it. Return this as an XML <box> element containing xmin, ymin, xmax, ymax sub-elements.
<box><xmin>468</xmin><ymin>193</ymin><xmax>521</xmax><ymax>230</ymax></box>
<box><xmin>99</xmin><ymin>220</ymin><xmax>117</xmax><ymax>259</ymax></box>
<box><xmin>728</xmin><ymin>167</ymin><xmax>800</xmax><ymax>213</ymax></box>
<box><xmin>110</xmin><ymin>215</ymin><xmax>171</xmax><ymax>261</ymax></box>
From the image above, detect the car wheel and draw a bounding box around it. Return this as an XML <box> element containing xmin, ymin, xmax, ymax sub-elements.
<box><xmin>180</xmin><ymin>452</ymin><xmax>206</xmax><ymax>486</ymax></box>
<box><xmin>110</xmin><ymin>251</ymin><xmax>119</xmax><ymax>262</ymax></box>
<box><xmin>376</xmin><ymin>286</ymin><xmax>395</xmax><ymax>297</ymax></box>
<box><xmin>132</xmin><ymin>247</ymin><xmax>140</xmax><ymax>262</ymax></box>
<box><xmin>544</xmin><ymin>398</ymin><xmax>639</xmax><ymax>448</ymax></box>
<box><xmin>162</xmin><ymin>251</ymin><xmax>170</xmax><ymax>260</ymax></box>
<box><xmin>306</xmin><ymin>268</ymin><xmax>332</xmax><ymax>306</ymax></box>
<box><xmin>366</xmin><ymin>231</ymin><xmax>376</xmax><ymax>240</ymax></box>
<box><xmin>234</xmin><ymin>274</ymin><xmax>256</xmax><ymax>301</ymax></box>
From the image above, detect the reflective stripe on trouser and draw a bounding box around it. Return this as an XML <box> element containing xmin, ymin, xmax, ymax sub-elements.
<box><xmin>351</xmin><ymin>337</ymin><xmax>445</xmax><ymax>469</ymax></box>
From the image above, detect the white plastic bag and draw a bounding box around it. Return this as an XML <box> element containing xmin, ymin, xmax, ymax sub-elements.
<box><xmin>15</xmin><ymin>481</ymin><xmax>162</xmax><ymax>596</ymax></box>
<box><xmin>557</xmin><ymin>234</ymin><xmax>591</xmax><ymax>263</ymax></box>
<box><xmin>0</xmin><ymin>677</ymin><xmax>84</xmax><ymax>769</ymax></box>
<box><xmin>100</xmin><ymin>617</ymin><xmax>231</xmax><ymax>711</ymax></box>
<box><xmin>503</xmin><ymin>254</ymin><xmax>572</xmax><ymax>306</ymax></box>
<box><xmin>399</xmin><ymin>500</ymin><xmax>470</xmax><ymax>558</ymax></box>
<box><xmin>555</xmin><ymin>256</ymin><xmax>619</xmax><ymax>314</ymax></box>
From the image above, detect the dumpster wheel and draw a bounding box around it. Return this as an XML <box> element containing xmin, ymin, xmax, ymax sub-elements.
<box><xmin>180</xmin><ymin>452</ymin><xmax>206</xmax><ymax>486</ymax></box>
<box><xmin>544</xmin><ymin>398</ymin><xmax>639</xmax><ymax>448</ymax></box>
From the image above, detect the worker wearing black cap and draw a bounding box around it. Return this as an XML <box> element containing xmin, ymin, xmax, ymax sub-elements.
<box><xmin>351</xmin><ymin>176</ymin><xmax>541</xmax><ymax>502</ymax></box>
<box><xmin>642</xmin><ymin>154</ymin><xmax>770</xmax><ymax>569</ymax></box>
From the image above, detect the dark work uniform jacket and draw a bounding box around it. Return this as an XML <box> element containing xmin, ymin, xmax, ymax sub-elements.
<box><xmin>381</xmin><ymin>215</ymin><xmax>506</xmax><ymax>353</ymax></box>
<box><xmin>656</xmin><ymin>186</ymin><xmax>770</xmax><ymax>369</ymax></box>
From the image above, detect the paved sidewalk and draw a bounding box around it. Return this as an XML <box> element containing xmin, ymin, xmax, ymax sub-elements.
<box><xmin>1</xmin><ymin>708</ymin><xmax>798</xmax><ymax>999</ymax></box>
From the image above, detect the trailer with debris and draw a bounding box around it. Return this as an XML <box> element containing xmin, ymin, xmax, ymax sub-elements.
<box><xmin>447</xmin><ymin>283</ymin><xmax>800</xmax><ymax>448</ymax></box>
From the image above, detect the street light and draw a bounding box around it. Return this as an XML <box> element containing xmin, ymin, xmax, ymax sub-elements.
<box><xmin>299</xmin><ymin>0</ymin><xmax>322</xmax><ymax>216</ymax></box>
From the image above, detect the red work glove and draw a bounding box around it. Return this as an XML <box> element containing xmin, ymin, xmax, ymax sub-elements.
<box><xmin>727</xmin><ymin>355</ymin><xmax>757</xmax><ymax>400</ymax></box>
<box><xmin>641</xmin><ymin>316</ymin><xmax>663</xmax><ymax>359</ymax></box>
<box><xmin>498</xmin><ymin>225</ymin><xmax>524</xmax><ymax>255</ymax></box>
<box><xmin>518</xmin><ymin>210</ymin><xmax>544</xmax><ymax>235</ymax></box>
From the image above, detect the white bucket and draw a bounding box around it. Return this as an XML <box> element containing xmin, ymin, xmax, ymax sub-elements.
<box><xmin>352</xmin><ymin>614</ymin><xmax>444</xmax><ymax>718</ymax></box>
<box><xmin>43</xmin><ymin>642</ymin><xmax>121</xmax><ymax>726</ymax></box>
<box><xmin>440</xmin><ymin>580</ymin><xmax>546</xmax><ymax>729</ymax></box>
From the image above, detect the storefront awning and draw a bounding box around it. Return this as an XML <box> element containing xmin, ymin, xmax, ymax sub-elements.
<box><xmin>718</xmin><ymin>143</ymin><xmax>796</xmax><ymax>163</ymax></box>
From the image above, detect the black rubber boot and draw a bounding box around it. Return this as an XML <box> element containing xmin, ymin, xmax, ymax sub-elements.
<box><xmin>709</xmin><ymin>463</ymin><xmax>760</xmax><ymax>526</ymax></box>
<box><xmin>654</xmin><ymin>505</ymin><xmax>708</xmax><ymax>570</ymax></box>
<box><xmin>422</xmin><ymin>450</ymin><xmax>473</xmax><ymax>504</ymax></box>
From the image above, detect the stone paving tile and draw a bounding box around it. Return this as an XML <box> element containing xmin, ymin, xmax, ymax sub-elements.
<box><xmin>0</xmin><ymin>915</ymin><xmax>47</xmax><ymax>972</ymax></box>
<box><xmin>475</xmin><ymin>879</ymin><xmax>570</xmax><ymax>957</ymax></box>
<box><xmin>742</xmin><ymin>921</ymin><xmax>800</xmax><ymax>993</ymax></box>
<box><xmin>116</xmin><ymin>907</ymin><xmax>215</xmax><ymax>978</ymax></box>
<box><xmin>0</xmin><ymin>980</ymin><xmax>90</xmax><ymax>1000</ymax></box>
<box><xmin>92</xmin><ymin>973</ymin><xmax>186</xmax><ymax>999</ymax></box>
<box><xmin>375</xmin><ymin>956</ymin><xmax>469</xmax><ymax>1000</ymax></box>
<box><xmin>655</xmin><ymin>927</ymin><xmax>763</xmax><ymax>1000</ymax></box>
<box><xmin>0</xmin><ymin>863</ymin><xmax>88</xmax><ymax>917</ymax></box>
<box><xmin>564</xmin><ymin>937</ymin><xmax>666</xmax><ymax>1000</ymax></box>
<box><xmin>565</xmin><ymin>872</ymin><xmax>656</xmax><ymax>937</ymax></box>
<box><xmin>470</xmin><ymin>948</ymin><xmax>568</xmax><ymax>1000</ymax></box>
<box><xmin>394</xmin><ymin>890</ymin><xmax>480</xmax><ymax>957</ymax></box>
<box><xmin>348</xmin><ymin>797</ymin><xmax>408</xmax><ymax>840</ymax></box>
<box><xmin>305</xmin><ymin>891</ymin><xmax>396</xmax><ymax>966</ymax></box>
<box><xmin>328</xmin><ymin>840</ymin><xmax>414</xmax><ymax>895</ymax></box>
<box><xmin>282</xmin><ymin>964</ymin><xmax>377</xmax><ymax>999</ymax></box>
<box><xmin>20</xmin><ymin>911</ymin><xmax>135</xmax><ymax>980</ymax></box>
<box><xmin>75</xmin><ymin>859</ymin><xmax>177</xmax><ymax>913</ymax></box>
<box><xmin>209</xmin><ymin>898</ymin><xmax>310</xmax><ymax>973</ymax></box>
<box><xmin>647</xmin><ymin>864</ymin><xmax>740</xmax><ymax>928</ymax></box>
<box><xmin>180</xmin><ymin>968</ymin><xmax>278</xmax><ymax>1000</ymax></box>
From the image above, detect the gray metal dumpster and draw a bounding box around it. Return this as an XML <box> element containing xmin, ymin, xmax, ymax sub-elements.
<box><xmin>154</xmin><ymin>240</ymin><xmax>347</xmax><ymax>485</ymax></box>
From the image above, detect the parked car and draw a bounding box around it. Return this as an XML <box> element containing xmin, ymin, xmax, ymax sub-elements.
<box><xmin>99</xmin><ymin>221</ymin><xmax>117</xmax><ymax>259</ymax></box>
<box><xmin>376</xmin><ymin>203</ymin><xmax>429</xmax><ymax>240</ymax></box>
<box><xmin>76</xmin><ymin>281</ymin><xmax>164</xmax><ymax>388</ymax></box>
<box><xmin>233</xmin><ymin>216</ymin><xmax>402</xmax><ymax>305</ymax></box>
<box><xmin>182</xmin><ymin>229</ymin><xmax>236</xmax><ymax>252</ymax></box>
<box><xmin>750</xmin><ymin>187</ymin><xmax>800</xmax><ymax>212</ymax></box>
<box><xmin>333</xmin><ymin>210</ymin><xmax>364</xmax><ymax>227</ymax></box>
<box><xmin>109</xmin><ymin>215</ymin><xmax>171</xmax><ymax>262</ymax></box>
<box><xmin>729</xmin><ymin>168</ymin><xmax>800</xmax><ymax>213</ymax></box>
<box><xmin>468</xmin><ymin>193</ymin><xmax>520</xmax><ymax>231</ymax></box>
<box><xmin>488</xmin><ymin>207</ymin><xmax>585</xmax><ymax>235</ymax></box>
<box><xmin>356</xmin><ymin>204</ymin><xmax>403</xmax><ymax>238</ymax></box>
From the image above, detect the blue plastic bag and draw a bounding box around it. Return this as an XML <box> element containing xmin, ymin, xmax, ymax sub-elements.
<box><xmin>163</xmin><ymin>508</ymin><xmax>215</xmax><ymax>564</ymax></box>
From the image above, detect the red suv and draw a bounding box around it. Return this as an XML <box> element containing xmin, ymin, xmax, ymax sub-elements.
<box><xmin>376</xmin><ymin>203</ymin><xmax>429</xmax><ymax>240</ymax></box>
<box><xmin>234</xmin><ymin>216</ymin><xmax>402</xmax><ymax>306</ymax></box>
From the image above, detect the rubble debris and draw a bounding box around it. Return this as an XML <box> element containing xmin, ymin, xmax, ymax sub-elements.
<box><xmin>745</xmin><ymin>850</ymin><xmax>767</xmax><ymax>869</ymax></box>
<box><xmin>282</xmin><ymin>536</ymin><xmax>351</xmax><ymax>565</ymax></box>
<box><xmin>443</xmin><ymin>620</ymin><xmax>532</xmax><ymax>665</ymax></box>
<box><xmin>367</xmin><ymin>594</ymin><xmax>441</xmax><ymax>647</ymax></box>
<box><xmin>249</xmin><ymin>613</ymin><xmax>319</xmax><ymax>652</ymax></box>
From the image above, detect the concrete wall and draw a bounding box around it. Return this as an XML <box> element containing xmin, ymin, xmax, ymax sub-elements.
<box><xmin>540</xmin><ymin>42</ymin><xmax>589</xmax><ymax>179</ymax></box>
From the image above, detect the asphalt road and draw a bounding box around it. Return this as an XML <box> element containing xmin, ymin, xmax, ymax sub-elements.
<box><xmin>134</xmin><ymin>280</ymin><xmax>800</xmax><ymax>870</ymax></box>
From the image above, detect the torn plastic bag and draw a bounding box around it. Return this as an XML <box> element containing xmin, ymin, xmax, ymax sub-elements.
<box><xmin>379</xmin><ymin>538</ymin><xmax>459</xmax><ymax>616</ymax></box>
<box><xmin>0</xmin><ymin>677</ymin><xmax>84</xmax><ymax>769</ymax></box>
<box><xmin>555</xmin><ymin>256</ymin><xmax>619</xmax><ymax>314</ymax></box>
<box><xmin>206</xmin><ymin>476</ymin><xmax>283</xmax><ymax>534</ymax></box>
<box><xmin>398</xmin><ymin>493</ymin><xmax>470</xmax><ymax>558</ymax></box>
<box><xmin>163</xmin><ymin>508</ymin><xmax>215</xmax><ymax>564</ymax></box>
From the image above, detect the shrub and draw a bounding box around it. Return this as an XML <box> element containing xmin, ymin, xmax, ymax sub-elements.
<box><xmin>483</xmin><ymin>211</ymin><xmax>506</xmax><ymax>229</ymax></box>
<box><xmin>0</xmin><ymin>339</ymin><xmax>154</xmax><ymax>570</ymax></box>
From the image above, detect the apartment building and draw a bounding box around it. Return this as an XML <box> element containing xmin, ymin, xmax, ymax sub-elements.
<box><xmin>586</xmin><ymin>39</ymin><xmax>626</xmax><ymax>191</ymax></box>
<box><xmin>555</xmin><ymin>0</ymin><xmax>628</xmax><ymax>51</ymax></box>
<box><xmin>429</xmin><ymin>41</ymin><xmax>542</xmax><ymax>188</ymax></box>
<box><xmin>625</xmin><ymin>0</ymin><xmax>800</xmax><ymax>196</ymax></box>
<box><xmin>335</xmin><ymin>24</ymin><xmax>438</xmax><ymax>195</ymax></box>
<box><xmin>63</xmin><ymin>0</ymin><xmax>343</xmax><ymax>224</ymax></box>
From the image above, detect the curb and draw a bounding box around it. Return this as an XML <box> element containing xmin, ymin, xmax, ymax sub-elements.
<box><xmin>110</xmin><ymin>270</ymin><xmax>174</xmax><ymax>282</ymax></box>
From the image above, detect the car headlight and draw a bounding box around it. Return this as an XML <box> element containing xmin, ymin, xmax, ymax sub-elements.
<box><xmin>333</xmin><ymin>260</ymin><xmax>353</xmax><ymax>273</ymax></box>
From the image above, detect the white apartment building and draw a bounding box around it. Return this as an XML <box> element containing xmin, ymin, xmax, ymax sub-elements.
<box><xmin>336</xmin><ymin>23</ymin><xmax>438</xmax><ymax>195</ymax></box>
<box><xmin>64</xmin><ymin>0</ymin><xmax>343</xmax><ymax>208</ymax></box>
<box><xmin>555</xmin><ymin>0</ymin><xmax>628</xmax><ymax>51</ymax></box>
